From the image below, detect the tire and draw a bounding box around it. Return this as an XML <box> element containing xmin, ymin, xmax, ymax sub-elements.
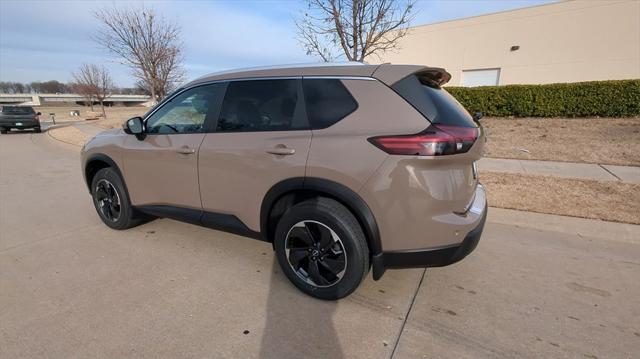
<box><xmin>91</xmin><ymin>167</ymin><xmax>148</xmax><ymax>230</ymax></box>
<box><xmin>274</xmin><ymin>197</ymin><xmax>369</xmax><ymax>300</ymax></box>
<box><xmin>0</xmin><ymin>128</ymin><xmax>7</xmax><ymax>134</ymax></box>
<box><xmin>33</xmin><ymin>126</ymin><xmax>41</xmax><ymax>133</ymax></box>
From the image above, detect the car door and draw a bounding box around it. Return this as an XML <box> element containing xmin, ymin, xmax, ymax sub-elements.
<box><xmin>198</xmin><ymin>78</ymin><xmax>312</xmax><ymax>232</ymax></box>
<box><xmin>122</xmin><ymin>83</ymin><xmax>224</xmax><ymax>212</ymax></box>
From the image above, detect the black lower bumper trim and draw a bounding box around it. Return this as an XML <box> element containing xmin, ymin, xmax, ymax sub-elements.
<box><xmin>373</xmin><ymin>206</ymin><xmax>487</xmax><ymax>280</ymax></box>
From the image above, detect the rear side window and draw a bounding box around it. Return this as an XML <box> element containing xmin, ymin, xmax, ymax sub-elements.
<box><xmin>303</xmin><ymin>79</ymin><xmax>358</xmax><ymax>129</ymax></box>
<box><xmin>1</xmin><ymin>106</ymin><xmax>35</xmax><ymax>115</ymax></box>
<box><xmin>217</xmin><ymin>79</ymin><xmax>306</xmax><ymax>132</ymax></box>
<box><xmin>392</xmin><ymin>75</ymin><xmax>476</xmax><ymax>128</ymax></box>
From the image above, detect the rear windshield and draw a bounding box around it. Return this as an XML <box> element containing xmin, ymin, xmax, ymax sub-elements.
<box><xmin>1</xmin><ymin>106</ymin><xmax>35</xmax><ymax>115</ymax></box>
<box><xmin>392</xmin><ymin>75</ymin><xmax>476</xmax><ymax>128</ymax></box>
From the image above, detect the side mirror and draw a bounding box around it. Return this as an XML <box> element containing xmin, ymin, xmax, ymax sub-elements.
<box><xmin>473</xmin><ymin>112</ymin><xmax>484</xmax><ymax>121</ymax></box>
<box><xmin>124</xmin><ymin>117</ymin><xmax>145</xmax><ymax>139</ymax></box>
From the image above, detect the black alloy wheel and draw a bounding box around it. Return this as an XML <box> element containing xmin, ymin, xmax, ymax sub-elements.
<box><xmin>285</xmin><ymin>220</ymin><xmax>347</xmax><ymax>287</ymax></box>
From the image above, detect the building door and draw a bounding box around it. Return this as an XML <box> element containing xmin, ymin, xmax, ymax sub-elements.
<box><xmin>462</xmin><ymin>68</ymin><xmax>501</xmax><ymax>87</ymax></box>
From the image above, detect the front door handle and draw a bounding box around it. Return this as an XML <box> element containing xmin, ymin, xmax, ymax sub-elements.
<box><xmin>176</xmin><ymin>146</ymin><xmax>196</xmax><ymax>155</ymax></box>
<box><xmin>266</xmin><ymin>146</ymin><xmax>295</xmax><ymax>156</ymax></box>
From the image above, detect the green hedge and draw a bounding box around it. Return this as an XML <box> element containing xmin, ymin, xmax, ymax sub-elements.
<box><xmin>446</xmin><ymin>79</ymin><xmax>640</xmax><ymax>117</ymax></box>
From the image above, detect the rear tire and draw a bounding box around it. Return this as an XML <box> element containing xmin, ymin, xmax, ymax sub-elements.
<box><xmin>274</xmin><ymin>197</ymin><xmax>369</xmax><ymax>300</ymax></box>
<box><xmin>91</xmin><ymin>168</ymin><xmax>148</xmax><ymax>230</ymax></box>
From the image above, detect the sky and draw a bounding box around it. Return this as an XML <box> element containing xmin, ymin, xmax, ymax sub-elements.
<box><xmin>0</xmin><ymin>0</ymin><xmax>554</xmax><ymax>87</ymax></box>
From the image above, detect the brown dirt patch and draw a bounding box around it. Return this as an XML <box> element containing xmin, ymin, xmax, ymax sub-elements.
<box><xmin>482</xmin><ymin>117</ymin><xmax>640</xmax><ymax>166</ymax></box>
<box><xmin>35</xmin><ymin>105</ymin><xmax>146</xmax><ymax>127</ymax></box>
<box><xmin>47</xmin><ymin>126</ymin><xmax>89</xmax><ymax>147</ymax></box>
<box><xmin>481</xmin><ymin>171</ymin><xmax>640</xmax><ymax>224</ymax></box>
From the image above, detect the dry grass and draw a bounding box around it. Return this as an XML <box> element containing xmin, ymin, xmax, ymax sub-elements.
<box><xmin>35</xmin><ymin>105</ymin><xmax>146</xmax><ymax>127</ymax></box>
<box><xmin>482</xmin><ymin>117</ymin><xmax>640</xmax><ymax>166</ymax></box>
<box><xmin>47</xmin><ymin>126</ymin><xmax>89</xmax><ymax>147</ymax></box>
<box><xmin>481</xmin><ymin>171</ymin><xmax>640</xmax><ymax>224</ymax></box>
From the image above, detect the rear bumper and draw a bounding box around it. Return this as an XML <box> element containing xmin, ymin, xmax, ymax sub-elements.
<box><xmin>1</xmin><ymin>122</ymin><xmax>40</xmax><ymax>129</ymax></box>
<box><xmin>372</xmin><ymin>185</ymin><xmax>487</xmax><ymax>280</ymax></box>
<box><xmin>381</xmin><ymin>207</ymin><xmax>486</xmax><ymax>268</ymax></box>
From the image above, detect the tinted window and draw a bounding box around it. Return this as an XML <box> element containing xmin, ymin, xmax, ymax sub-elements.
<box><xmin>217</xmin><ymin>79</ymin><xmax>305</xmax><ymax>132</ymax></box>
<box><xmin>303</xmin><ymin>79</ymin><xmax>358</xmax><ymax>129</ymax></box>
<box><xmin>1</xmin><ymin>106</ymin><xmax>35</xmax><ymax>115</ymax></box>
<box><xmin>145</xmin><ymin>84</ymin><xmax>221</xmax><ymax>134</ymax></box>
<box><xmin>392</xmin><ymin>75</ymin><xmax>476</xmax><ymax>128</ymax></box>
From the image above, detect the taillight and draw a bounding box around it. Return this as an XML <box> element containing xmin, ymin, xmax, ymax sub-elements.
<box><xmin>368</xmin><ymin>124</ymin><xmax>478</xmax><ymax>156</ymax></box>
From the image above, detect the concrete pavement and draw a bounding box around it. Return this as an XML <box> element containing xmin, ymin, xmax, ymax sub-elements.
<box><xmin>1</xmin><ymin>131</ymin><xmax>639</xmax><ymax>358</ymax></box>
<box><xmin>72</xmin><ymin>121</ymin><xmax>104</xmax><ymax>137</ymax></box>
<box><xmin>478</xmin><ymin>157</ymin><xmax>640</xmax><ymax>183</ymax></box>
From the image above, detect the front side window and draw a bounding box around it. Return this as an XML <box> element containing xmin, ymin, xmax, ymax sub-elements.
<box><xmin>145</xmin><ymin>84</ymin><xmax>221</xmax><ymax>134</ymax></box>
<box><xmin>217</xmin><ymin>79</ymin><xmax>305</xmax><ymax>132</ymax></box>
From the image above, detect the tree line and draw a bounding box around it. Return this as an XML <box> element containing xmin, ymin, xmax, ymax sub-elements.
<box><xmin>0</xmin><ymin>80</ymin><xmax>147</xmax><ymax>95</ymax></box>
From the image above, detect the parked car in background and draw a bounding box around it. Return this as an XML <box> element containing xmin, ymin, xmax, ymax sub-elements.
<box><xmin>0</xmin><ymin>106</ymin><xmax>41</xmax><ymax>134</ymax></box>
<box><xmin>81</xmin><ymin>63</ymin><xmax>487</xmax><ymax>300</ymax></box>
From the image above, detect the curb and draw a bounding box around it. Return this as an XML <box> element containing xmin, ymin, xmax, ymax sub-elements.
<box><xmin>487</xmin><ymin>207</ymin><xmax>640</xmax><ymax>245</ymax></box>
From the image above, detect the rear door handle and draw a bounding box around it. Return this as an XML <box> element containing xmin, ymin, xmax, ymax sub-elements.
<box><xmin>177</xmin><ymin>146</ymin><xmax>196</xmax><ymax>155</ymax></box>
<box><xmin>266</xmin><ymin>146</ymin><xmax>295</xmax><ymax>156</ymax></box>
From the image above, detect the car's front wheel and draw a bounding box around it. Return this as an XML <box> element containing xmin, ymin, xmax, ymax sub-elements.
<box><xmin>91</xmin><ymin>168</ymin><xmax>148</xmax><ymax>230</ymax></box>
<box><xmin>274</xmin><ymin>197</ymin><xmax>369</xmax><ymax>300</ymax></box>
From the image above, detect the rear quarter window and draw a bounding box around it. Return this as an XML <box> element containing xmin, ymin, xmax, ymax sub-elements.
<box><xmin>303</xmin><ymin>79</ymin><xmax>358</xmax><ymax>129</ymax></box>
<box><xmin>392</xmin><ymin>75</ymin><xmax>476</xmax><ymax>128</ymax></box>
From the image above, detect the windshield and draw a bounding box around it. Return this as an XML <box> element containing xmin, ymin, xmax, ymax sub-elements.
<box><xmin>1</xmin><ymin>106</ymin><xmax>35</xmax><ymax>115</ymax></box>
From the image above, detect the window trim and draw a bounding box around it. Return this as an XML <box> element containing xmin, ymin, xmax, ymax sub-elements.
<box><xmin>142</xmin><ymin>75</ymin><xmax>371</xmax><ymax>134</ymax></box>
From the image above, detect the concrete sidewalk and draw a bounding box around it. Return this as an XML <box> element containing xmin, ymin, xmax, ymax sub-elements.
<box><xmin>478</xmin><ymin>157</ymin><xmax>640</xmax><ymax>183</ymax></box>
<box><xmin>72</xmin><ymin>122</ymin><xmax>104</xmax><ymax>137</ymax></box>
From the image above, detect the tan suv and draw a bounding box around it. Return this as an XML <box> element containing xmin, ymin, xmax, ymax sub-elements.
<box><xmin>81</xmin><ymin>63</ymin><xmax>487</xmax><ymax>300</ymax></box>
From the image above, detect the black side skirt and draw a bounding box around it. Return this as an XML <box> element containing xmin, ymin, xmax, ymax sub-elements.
<box><xmin>136</xmin><ymin>205</ymin><xmax>263</xmax><ymax>241</ymax></box>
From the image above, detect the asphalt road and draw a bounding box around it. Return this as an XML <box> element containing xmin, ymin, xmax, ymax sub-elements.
<box><xmin>1</xmin><ymin>131</ymin><xmax>639</xmax><ymax>358</ymax></box>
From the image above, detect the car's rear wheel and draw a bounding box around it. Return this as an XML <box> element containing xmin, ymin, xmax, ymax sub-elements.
<box><xmin>91</xmin><ymin>167</ymin><xmax>148</xmax><ymax>230</ymax></box>
<box><xmin>274</xmin><ymin>197</ymin><xmax>369</xmax><ymax>300</ymax></box>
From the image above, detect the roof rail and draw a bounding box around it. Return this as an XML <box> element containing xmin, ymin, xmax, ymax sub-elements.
<box><xmin>193</xmin><ymin>61</ymin><xmax>369</xmax><ymax>82</ymax></box>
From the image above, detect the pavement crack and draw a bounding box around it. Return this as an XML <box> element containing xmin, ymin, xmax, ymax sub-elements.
<box><xmin>598</xmin><ymin>164</ymin><xmax>621</xmax><ymax>181</ymax></box>
<box><xmin>390</xmin><ymin>268</ymin><xmax>427</xmax><ymax>359</ymax></box>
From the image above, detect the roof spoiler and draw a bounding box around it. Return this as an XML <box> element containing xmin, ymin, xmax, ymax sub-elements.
<box><xmin>372</xmin><ymin>64</ymin><xmax>451</xmax><ymax>87</ymax></box>
<box><xmin>414</xmin><ymin>68</ymin><xmax>451</xmax><ymax>88</ymax></box>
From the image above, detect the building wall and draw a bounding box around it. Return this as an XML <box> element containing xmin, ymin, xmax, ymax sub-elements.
<box><xmin>373</xmin><ymin>0</ymin><xmax>640</xmax><ymax>86</ymax></box>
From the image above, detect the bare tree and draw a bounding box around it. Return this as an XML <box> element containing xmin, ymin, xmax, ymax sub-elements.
<box><xmin>72</xmin><ymin>64</ymin><xmax>113</xmax><ymax>117</ymax></box>
<box><xmin>94</xmin><ymin>6</ymin><xmax>185</xmax><ymax>102</ymax></box>
<box><xmin>297</xmin><ymin>0</ymin><xmax>415</xmax><ymax>62</ymax></box>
